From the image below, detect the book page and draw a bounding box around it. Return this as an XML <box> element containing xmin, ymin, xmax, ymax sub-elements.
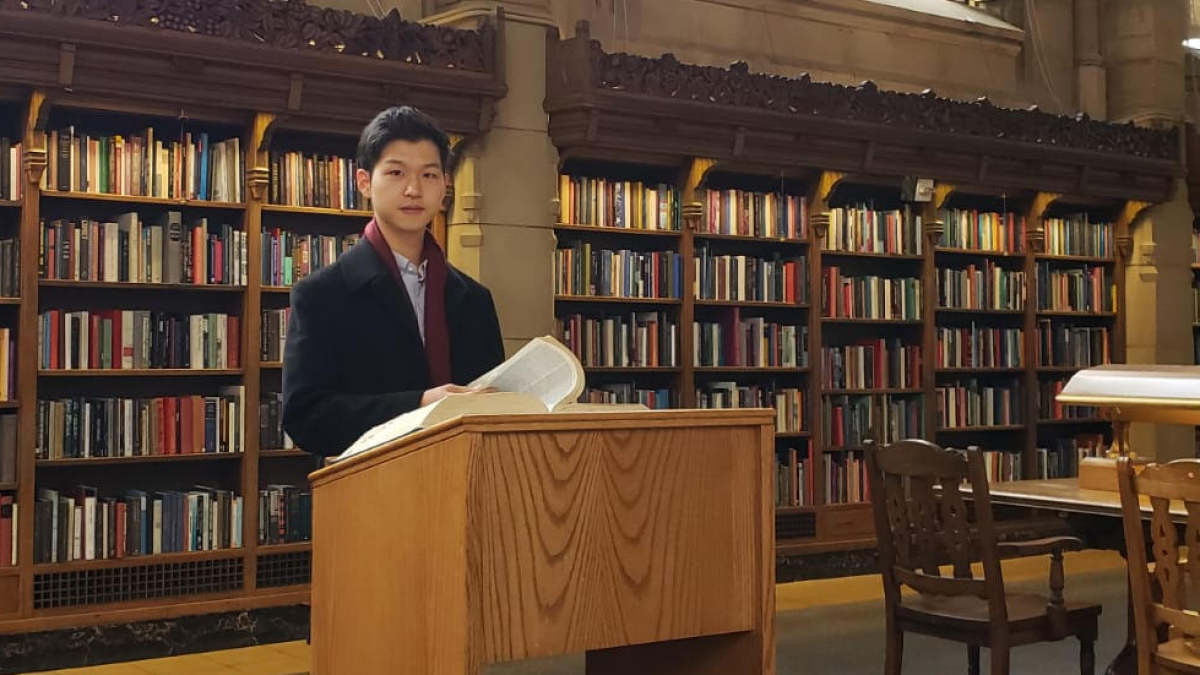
<box><xmin>468</xmin><ymin>336</ymin><xmax>584</xmax><ymax>411</ymax></box>
<box><xmin>337</xmin><ymin>404</ymin><xmax>438</xmax><ymax>460</ymax></box>
<box><xmin>335</xmin><ymin>392</ymin><xmax>549</xmax><ymax>461</ymax></box>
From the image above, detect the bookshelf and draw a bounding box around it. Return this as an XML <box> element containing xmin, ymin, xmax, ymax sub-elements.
<box><xmin>0</xmin><ymin>0</ymin><xmax>503</xmax><ymax>634</ymax></box>
<box><xmin>543</xmin><ymin>27</ymin><xmax>1180</xmax><ymax>558</ymax></box>
<box><xmin>552</xmin><ymin>163</ymin><xmax>1132</xmax><ymax>555</ymax></box>
<box><xmin>1</xmin><ymin>99</ymin><xmax>20</xmax><ymax>582</ymax></box>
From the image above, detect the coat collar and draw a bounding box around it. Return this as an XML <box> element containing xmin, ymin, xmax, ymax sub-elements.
<box><xmin>340</xmin><ymin>236</ymin><xmax>469</xmax><ymax>342</ymax></box>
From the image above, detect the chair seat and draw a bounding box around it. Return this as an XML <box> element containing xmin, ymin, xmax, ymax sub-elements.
<box><xmin>896</xmin><ymin>592</ymin><xmax>1101</xmax><ymax>636</ymax></box>
<box><xmin>1155</xmin><ymin>638</ymin><xmax>1200</xmax><ymax>675</ymax></box>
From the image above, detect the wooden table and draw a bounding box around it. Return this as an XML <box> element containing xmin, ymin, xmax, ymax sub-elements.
<box><xmin>982</xmin><ymin>477</ymin><xmax>1182</xmax><ymax>675</ymax></box>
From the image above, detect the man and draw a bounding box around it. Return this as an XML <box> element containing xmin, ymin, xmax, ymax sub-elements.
<box><xmin>282</xmin><ymin>106</ymin><xmax>505</xmax><ymax>458</ymax></box>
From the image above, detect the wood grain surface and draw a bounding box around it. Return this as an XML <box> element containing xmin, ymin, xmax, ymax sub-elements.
<box><xmin>309</xmin><ymin>411</ymin><xmax>775</xmax><ymax>675</ymax></box>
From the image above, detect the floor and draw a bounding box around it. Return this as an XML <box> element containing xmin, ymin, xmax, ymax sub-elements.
<box><xmin>28</xmin><ymin>550</ymin><xmax>1128</xmax><ymax>675</ymax></box>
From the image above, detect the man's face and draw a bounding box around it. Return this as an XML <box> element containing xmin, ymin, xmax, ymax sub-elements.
<box><xmin>357</xmin><ymin>138</ymin><xmax>447</xmax><ymax>238</ymax></box>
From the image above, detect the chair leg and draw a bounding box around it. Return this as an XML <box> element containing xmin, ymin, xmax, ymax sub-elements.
<box><xmin>989</xmin><ymin>646</ymin><xmax>1009</xmax><ymax>675</ymax></box>
<box><xmin>885</xmin><ymin>623</ymin><xmax>904</xmax><ymax>675</ymax></box>
<box><xmin>967</xmin><ymin>644</ymin><xmax>980</xmax><ymax>675</ymax></box>
<box><xmin>1079</xmin><ymin>637</ymin><xmax>1095</xmax><ymax>675</ymax></box>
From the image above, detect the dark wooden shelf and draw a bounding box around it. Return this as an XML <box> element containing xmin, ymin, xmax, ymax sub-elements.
<box><xmin>1036</xmin><ymin>310</ymin><xmax>1117</xmax><ymax>317</ymax></box>
<box><xmin>582</xmin><ymin>366</ymin><xmax>680</xmax><ymax>373</ymax></box>
<box><xmin>694</xmin><ymin>232</ymin><xmax>806</xmax><ymax>244</ymax></box>
<box><xmin>1034</xmin><ymin>253</ymin><xmax>1114</xmax><ymax>264</ymax></box>
<box><xmin>42</xmin><ymin>190</ymin><xmax>246</xmax><ymax>210</ymax></box>
<box><xmin>263</xmin><ymin>286</ymin><xmax>293</xmax><ymax>294</ymax></box>
<box><xmin>32</xmin><ymin>548</ymin><xmax>244</xmax><ymax>573</ymax></box>
<box><xmin>694</xmin><ymin>366</ymin><xmax>808</xmax><ymax>373</ymax></box>
<box><xmin>934</xmin><ymin>247</ymin><xmax>1025</xmax><ymax>259</ymax></box>
<box><xmin>824</xmin><ymin>445</ymin><xmax>871</xmax><ymax>453</ymax></box>
<box><xmin>776</xmin><ymin>535</ymin><xmax>877</xmax><ymax>556</ymax></box>
<box><xmin>0</xmin><ymin>199</ymin><xmax>20</xmax><ymax>209</ymax></box>
<box><xmin>39</xmin><ymin>368</ymin><xmax>243</xmax><ymax>377</ymax></box>
<box><xmin>259</xmin><ymin>449</ymin><xmax>310</xmax><ymax>458</ymax></box>
<box><xmin>38</xmin><ymin>453</ymin><xmax>243</xmax><ymax>466</ymax></box>
<box><xmin>774</xmin><ymin>431</ymin><xmax>810</xmax><ymax>438</ymax></box>
<box><xmin>1037</xmin><ymin>365</ymin><xmax>1095</xmax><ymax>373</ymax></box>
<box><xmin>0</xmin><ymin>297</ymin><xmax>19</xmax><ymax>305</ymax></box>
<box><xmin>822</xmin><ymin>317</ymin><xmax>923</xmax><ymax>325</ymax></box>
<box><xmin>261</xmin><ymin>204</ymin><xmax>372</xmax><ymax>218</ymax></box>
<box><xmin>1037</xmin><ymin>418</ymin><xmax>1107</xmax><ymax>425</ymax></box>
<box><xmin>694</xmin><ymin>299</ymin><xmax>808</xmax><ymax>309</ymax></box>
<box><xmin>937</xmin><ymin>424</ymin><xmax>1026</xmax><ymax>432</ymax></box>
<box><xmin>823</xmin><ymin>388</ymin><xmax>922</xmax><ymax>395</ymax></box>
<box><xmin>261</xmin><ymin>361</ymin><xmax>283</xmax><ymax>370</ymax></box>
<box><xmin>39</xmin><ymin>280</ymin><xmax>245</xmax><ymax>293</ymax></box>
<box><xmin>820</xmin><ymin>250</ymin><xmax>923</xmax><ymax>261</ymax></box>
<box><xmin>553</xmin><ymin>223</ymin><xmax>681</xmax><ymax>237</ymax></box>
<box><xmin>1191</xmin><ymin>263</ymin><xmax>1200</xmax><ymax>271</ymax></box>
<box><xmin>0</xmin><ymin>482</ymin><xmax>15</xmax><ymax>492</ymax></box>
<box><xmin>936</xmin><ymin>307</ymin><xmax>1024</xmax><ymax>315</ymax></box>
<box><xmin>554</xmin><ymin>295</ymin><xmax>681</xmax><ymax>305</ymax></box>
<box><xmin>0</xmin><ymin>401</ymin><xmax>17</xmax><ymax>410</ymax></box>
<box><xmin>257</xmin><ymin>541</ymin><xmax>312</xmax><ymax>554</ymax></box>
<box><xmin>936</xmin><ymin>366</ymin><xmax>1024</xmax><ymax>373</ymax></box>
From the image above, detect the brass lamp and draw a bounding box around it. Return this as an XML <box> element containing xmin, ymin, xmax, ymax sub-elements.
<box><xmin>1057</xmin><ymin>364</ymin><xmax>1200</xmax><ymax>489</ymax></box>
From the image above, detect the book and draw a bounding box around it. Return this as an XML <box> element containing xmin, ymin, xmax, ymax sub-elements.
<box><xmin>336</xmin><ymin>336</ymin><xmax>645</xmax><ymax>461</ymax></box>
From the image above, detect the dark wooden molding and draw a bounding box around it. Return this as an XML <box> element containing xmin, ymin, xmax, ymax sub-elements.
<box><xmin>0</xmin><ymin>5</ymin><xmax>505</xmax><ymax>135</ymax></box>
<box><xmin>0</xmin><ymin>0</ymin><xmax>494</xmax><ymax>73</ymax></box>
<box><xmin>546</xmin><ymin>28</ymin><xmax>1180</xmax><ymax>203</ymax></box>
<box><xmin>589</xmin><ymin>43</ymin><xmax>1174</xmax><ymax>161</ymax></box>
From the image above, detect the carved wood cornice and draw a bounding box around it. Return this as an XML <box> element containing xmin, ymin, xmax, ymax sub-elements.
<box><xmin>546</xmin><ymin>26</ymin><xmax>1179</xmax><ymax>204</ymax></box>
<box><xmin>0</xmin><ymin>1</ymin><xmax>505</xmax><ymax>136</ymax></box>
<box><xmin>589</xmin><ymin>43</ymin><xmax>1175</xmax><ymax>162</ymax></box>
<box><xmin>0</xmin><ymin>0</ymin><xmax>495</xmax><ymax>72</ymax></box>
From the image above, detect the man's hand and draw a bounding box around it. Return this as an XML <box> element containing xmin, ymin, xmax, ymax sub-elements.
<box><xmin>420</xmin><ymin>384</ymin><xmax>496</xmax><ymax>407</ymax></box>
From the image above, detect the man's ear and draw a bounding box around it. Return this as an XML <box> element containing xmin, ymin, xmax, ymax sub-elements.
<box><xmin>355</xmin><ymin>168</ymin><xmax>372</xmax><ymax>200</ymax></box>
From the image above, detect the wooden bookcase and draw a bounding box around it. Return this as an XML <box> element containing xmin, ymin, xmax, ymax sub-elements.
<box><xmin>0</xmin><ymin>2</ymin><xmax>504</xmax><ymax>634</ymax></box>
<box><xmin>552</xmin><ymin>164</ymin><xmax>1133</xmax><ymax>555</ymax></box>
<box><xmin>545</xmin><ymin>24</ymin><xmax>1174</xmax><ymax>556</ymax></box>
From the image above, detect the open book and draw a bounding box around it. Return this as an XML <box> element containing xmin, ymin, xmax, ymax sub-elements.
<box><xmin>335</xmin><ymin>336</ymin><xmax>646</xmax><ymax>461</ymax></box>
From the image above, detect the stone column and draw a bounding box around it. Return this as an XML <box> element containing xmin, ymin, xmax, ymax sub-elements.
<box><xmin>1104</xmin><ymin>0</ymin><xmax>1193</xmax><ymax>459</ymax></box>
<box><xmin>1074</xmin><ymin>0</ymin><xmax>1106</xmax><ymax>118</ymax></box>
<box><xmin>1103</xmin><ymin>0</ymin><xmax>1187</xmax><ymax>125</ymax></box>
<box><xmin>1021</xmin><ymin>0</ymin><xmax>1077</xmax><ymax>114</ymax></box>
<box><xmin>1123</xmin><ymin>183</ymin><xmax>1194</xmax><ymax>460</ymax></box>
<box><xmin>427</xmin><ymin>1</ymin><xmax>560</xmax><ymax>356</ymax></box>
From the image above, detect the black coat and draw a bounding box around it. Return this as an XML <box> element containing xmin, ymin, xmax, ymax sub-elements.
<box><xmin>281</xmin><ymin>238</ymin><xmax>505</xmax><ymax>457</ymax></box>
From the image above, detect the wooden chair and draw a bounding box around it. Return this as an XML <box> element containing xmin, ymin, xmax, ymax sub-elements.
<box><xmin>1117</xmin><ymin>456</ymin><xmax>1200</xmax><ymax>675</ymax></box>
<box><xmin>865</xmin><ymin>439</ymin><xmax>1101</xmax><ymax>675</ymax></box>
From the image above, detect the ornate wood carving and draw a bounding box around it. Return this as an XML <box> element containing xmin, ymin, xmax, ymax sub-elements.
<box><xmin>923</xmin><ymin>219</ymin><xmax>946</xmax><ymax>244</ymax></box>
<box><xmin>0</xmin><ymin>0</ymin><xmax>495</xmax><ymax>73</ymax></box>
<box><xmin>590</xmin><ymin>44</ymin><xmax>1177</xmax><ymax>161</ymax></box>
<box><xmin>1115</xmin><ymin>234</ymin><xmax>1134</xmax><ymax>262</ymax></box>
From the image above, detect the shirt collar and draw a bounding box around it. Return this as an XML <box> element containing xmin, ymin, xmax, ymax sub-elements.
<box><xmin>393</xmin><ymin>251</ymin><xmax>428</xmax><ymax>282</ymax></box>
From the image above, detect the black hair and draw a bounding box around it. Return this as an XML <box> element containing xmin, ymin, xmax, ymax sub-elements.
<box><xmin>357</xmin><ymin>106</ymin><xmax>451</xmax><ymax>174</ymax></box>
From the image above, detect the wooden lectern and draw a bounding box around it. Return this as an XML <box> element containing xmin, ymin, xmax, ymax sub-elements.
<box><xmin>307</xmin><ymin>409</ymin><xmax>776</xmax><ymax>674</ymax></box>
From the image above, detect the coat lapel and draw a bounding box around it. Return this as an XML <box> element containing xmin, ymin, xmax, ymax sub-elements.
<box><xmin>340</xmin><ymin>239</ymin><xmax>424</xmax><ymax>348</ymax></box>
<box><xmin>443</xmin><ymin>266</ymin><xmax>468</xmax><ymax>334</ymax></box>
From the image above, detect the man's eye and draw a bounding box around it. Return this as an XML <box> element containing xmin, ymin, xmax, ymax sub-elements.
<box><xmin>388</xmin><ymin>170</ymin><xmax>403</xmax><ymax>176</ymax></box>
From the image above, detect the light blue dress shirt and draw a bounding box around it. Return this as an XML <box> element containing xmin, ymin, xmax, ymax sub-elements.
<box><xmin>393</xmin><ymin>251</ymin><xmax>428</xmax><ymax>344</ymax></box>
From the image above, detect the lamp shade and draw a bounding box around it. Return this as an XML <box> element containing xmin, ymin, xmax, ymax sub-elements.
<box><xmin>1057</xmin><ymin>364</ymin><xmax>1200</xmax><ymax>424</ymax></box>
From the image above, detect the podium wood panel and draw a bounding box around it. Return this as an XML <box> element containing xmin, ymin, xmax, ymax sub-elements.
<box><xmin>309</xmin><ymin>410</ymin><xmax>775</xmax><ymax>675</ymax></box>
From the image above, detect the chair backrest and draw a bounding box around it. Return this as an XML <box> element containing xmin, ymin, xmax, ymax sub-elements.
<box><xmin>865</xmin><ymin>439</ymin><xmax>1007</xmax><ymax>619</ymax></box>
<box><xmin>1117</xmin><ymin>457</ymin><xmax>1200</xmax><ymax>664</ymax></box>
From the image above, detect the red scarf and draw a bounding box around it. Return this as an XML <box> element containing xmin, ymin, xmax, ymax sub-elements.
<box><xmin>363</xmin><ymin>219</ymin><xmax>453</xmax><ymax>387</ymax></box>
